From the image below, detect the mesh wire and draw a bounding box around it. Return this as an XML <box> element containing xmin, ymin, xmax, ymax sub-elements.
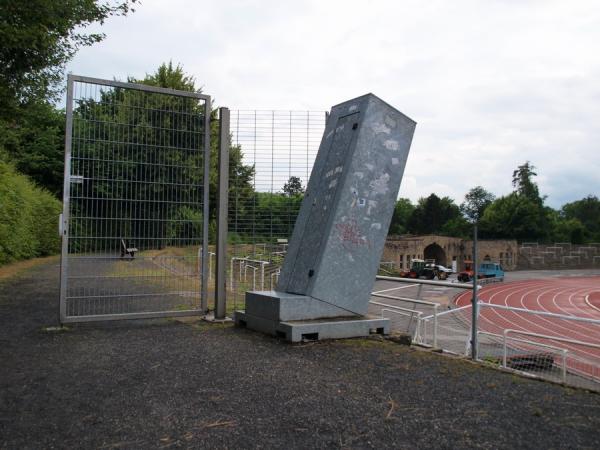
<box><xmin>64</xmin><ymin>80</ymin><xmax>208</xmax><ymax>317</ymax></box>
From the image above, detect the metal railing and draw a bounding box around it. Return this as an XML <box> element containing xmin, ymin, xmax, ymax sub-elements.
<box><xmin>369</xmin><ymin>275</ymin><xmax>474</xmax><ymax>346</ymax></box>
<box><xmin>370</xmin><ymin>275</ymin><xmax>600</xmax><ymax>390</ymax></box>
<box><xmin>419</xmin><ymin>302</ymin><xmax>600</xmax><ymax>391</ymax></box>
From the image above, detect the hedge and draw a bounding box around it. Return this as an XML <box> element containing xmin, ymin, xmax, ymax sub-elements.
<box><xmin>0</xmin><ymin>161</ymin><xmax>61</xmax><ymax>265</ymax></box>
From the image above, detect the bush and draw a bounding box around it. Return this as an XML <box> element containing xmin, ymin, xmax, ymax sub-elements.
<box><xmin>0</xmin><ymin>161</ymin><xmax>61</xmax><ymax>264</ymax></box>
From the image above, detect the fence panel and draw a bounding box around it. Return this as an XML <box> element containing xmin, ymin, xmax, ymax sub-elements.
<box><xmin>59</xmin><ymin>75</ymin><xmax>211</xmax><ymax>322</ymax></box>
<box><xmin>226</xmin><ymin>110</ymin><xmax>326</xmax><ymax>311</ymax></box>
<box><xmin>420</xmin><ymin>303</ymin><xmax>600</xmax><ymax>391</ymax></box>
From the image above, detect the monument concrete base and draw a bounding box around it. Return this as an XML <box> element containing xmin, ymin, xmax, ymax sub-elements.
<box><xmin>234</xmin><ymin>290</ymin><xmax>390</xmax><ymax>342</ymax></box>
<box><xmin>233</xmin><ymin>310</ymin><xmax>389</xmax><ymax>342</ymax></box>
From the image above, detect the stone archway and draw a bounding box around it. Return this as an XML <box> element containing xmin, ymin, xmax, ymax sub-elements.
<box><xmin>424</xmin><ymin>243</ymin><xmax>447</xmax><ymax>266</ymax></box>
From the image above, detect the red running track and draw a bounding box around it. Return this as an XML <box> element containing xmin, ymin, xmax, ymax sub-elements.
<box><xmin>455</xmin><ymin>277</ymin><xmax>600</xmax><ymax>380</ymax></box>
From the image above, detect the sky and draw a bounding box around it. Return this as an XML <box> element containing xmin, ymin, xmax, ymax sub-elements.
<box><xmin>66</xmin><ymin>0</ymin><xmax>600</xmax><ymax>208</ymax></box>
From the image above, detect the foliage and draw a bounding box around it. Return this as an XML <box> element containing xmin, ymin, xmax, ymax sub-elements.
<box><xmin>0</xmin><ymin>0</ymin><xmax>136</xmax><ymax>112</ymax></box>
<box><xmin>407</xmin><ymin>194</ymin><xmax>461</xmax><ymax>235</ymax></box>
<box><xmin>138</xmin><ymin>62</ymin><xmax>255</xmax><ymax>228</ymax></box>
<box><xmin>0</xmin><ymin>100</ymin><xmax>65</xmax><ymax>195</ymax></box>
<box><xmin>460</xmin><ymin>186</ymin><xmax>495</xmax><ymax>223</ymax></box>
<box><xmin>64</xmin><ymin>62</ymin><xmax>255</xmax><ymax>249</ymax></box>
<box><xmin>551</xmin><ymin>217</ymin><xmax>586</xmax><ymax>245</ymax></box>
<box><xmin>0</xmin><ymin>161</ymin><xmax>61</xmax><ymax>264</ymax></box>
<box><xmin>561</xmin><ymin>195</ymin><xmax>600</xmax><ymax>241</ymax></box>
<box><xmin>231</xmin><ymin>191</ymin><xmax>303</xmax><ymax>242</ymax></box>
<box><xmin>441</xmin><ymin>216</ymin><xmax>472</xmax><ymax>238</ymax></box>
<box><xmin>0</xmin><ymin>0</ymin><xmax>137</xmax><ymax>198</ymax></box>
<box><xmin>478</xmin><ymin>193</ymin><xmax>551</xmax><ymax>241</ymax></box>
<box><xmin>282</xmin><ymin>176</ymin><xmax>304</xmax><ymax>196</ymax></box>
<box><xmin>512</xmin><ymin>161</ymin><xmax>542</xmax><ymax>204</ymax></box>
<box><xmin>388</xmin><ymin>198</ymin><xmax>414</xmax><ymax>235</ymax></box>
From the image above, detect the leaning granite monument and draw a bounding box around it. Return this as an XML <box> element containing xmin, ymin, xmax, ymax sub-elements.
<box><xmin>234</xmin><ymin>93</ymin><xmax>416</xmax><ymax>341</ymax></box>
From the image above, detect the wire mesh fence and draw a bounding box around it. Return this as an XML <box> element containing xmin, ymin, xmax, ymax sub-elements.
<box><xmin>60</xmin><ymin>76</ymin><xmax>211</xmax><ymax>322</ymax></box>
<box><xmin>226</xmin><ymin>110</ymin><xmax>327</xmax><ymax>311</ymax></box>
<box><xmin>419</xmin><ymin>302</ymin><xmax>600</xmax><ymax>391</ymax></box>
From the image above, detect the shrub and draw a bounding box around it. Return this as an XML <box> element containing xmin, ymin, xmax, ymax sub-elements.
<box><xmin>0</xmin><ymin>161</ymin><xmax>61</xmax><ymax>264</ymax></box>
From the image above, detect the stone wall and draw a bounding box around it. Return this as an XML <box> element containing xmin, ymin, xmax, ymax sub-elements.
<box><xmin>382</xmin><ymin>235</ymin><xmax>519</xmax><ymax>272</ymax></box>
<box><xmin>517</xmin><ymin>242</ymin><xmax>600</xmax><ymax>270</ymax></box>
<box><xmin>463</xmin><ymin>239</ymin><xmax>519</xmax><ymax>271</ymax></box>
<box><xmin>382</xmin><ymin>236</ymin><xmax>600</xmax><ymax>272</ymax></box>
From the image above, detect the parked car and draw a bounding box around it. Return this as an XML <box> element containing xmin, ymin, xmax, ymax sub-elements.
<box><xmin>457</xmin><ymin>260</ymin><xmax>504</xmax><ymax>282</ymax></box>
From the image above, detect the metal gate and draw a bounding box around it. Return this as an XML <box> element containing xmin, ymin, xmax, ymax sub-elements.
<box><xmin>59</xmin><ymin>75</ymin><xmax>211</xmax><ymax>323</ymax></box>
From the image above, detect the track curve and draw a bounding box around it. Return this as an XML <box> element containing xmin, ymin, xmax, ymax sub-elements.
<box><xmin>454</xmin><ymin>277</ymin><xmax>600</xmax><ymax>380</ymax></box>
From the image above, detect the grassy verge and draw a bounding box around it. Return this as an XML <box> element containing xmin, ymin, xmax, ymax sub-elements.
<box><xmin>0</xmin><ymin>255</ymin><xmax>59</xmax><ymax>282</ymax></box>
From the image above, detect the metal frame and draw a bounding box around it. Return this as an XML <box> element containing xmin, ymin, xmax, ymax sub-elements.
<box><xmin>215</xmin><ymin>107</ymin><xmax>230</xmax><ymax>319</ymax></box>
<box><xmin>60</xmin><ymin>74</ymin><xmax>211</xmax><ymax>323</ymax></box>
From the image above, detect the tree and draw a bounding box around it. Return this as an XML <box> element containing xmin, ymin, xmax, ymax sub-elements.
<box><xmin>407</xmin><ymin>194</ymin><xmax>461</xmax><ymax>235</ymax></box>
<box><xmin>561</xmin><ymin>195</ymin><xmax>600</xmax><ymax>241</ymax></box>
<box><xmin>460</xmin><ymin>186</ymin><xmax>495</xmax><ymax>223</ymax></box>
<box><xmin>282</xmin><ymin>176</ymin><xmax>304</xmax><ymax>196</ymax></box>
<box><xmin>0</xmin><ymin>0</ymin><xmax>137</xmax><ymax>198</ymax></box>
<box><xmin>551</xmin><ymin>217</ymin><xmax>586</xmax><ymax>245</ymax></box>
<box><xmin>479</xmin><ymin>193</ymin><xmax>550</xmax><ymax>241</ymax></box>
<box><xmin>512</xmin><ymin>161</ymin><xmax>541</xmax><ymax>204</ymax></box>
<box><xmin>1</xmin><ymin>100</ymin><xmax>65</xmax><ymax>195</ymax></box>
<box><xmin>388</xmin><ymin>198</ymin><xmax>414</xmax><ymax>235</ymax></box>
<box><xmin>66</xmin><ymin>62</ymin><xmax>256</xmax><ymax>248</ymax></box>
<box><xmin>0</xmin><ymin>0</ymin><xmax>137</xmax><ymax>112</ymax></box>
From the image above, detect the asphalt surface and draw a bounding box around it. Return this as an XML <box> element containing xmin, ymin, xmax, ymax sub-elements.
<box><xmin>1</xmin><ymin>261</ymin><xmax>600</xmax><ymax>449</ymax></box>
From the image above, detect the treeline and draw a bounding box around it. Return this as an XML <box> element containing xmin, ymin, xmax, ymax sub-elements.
<box><xmin>388</xmin><ymin>162</ymin><xmax>600</xmax><ymax>244</ymax></box>
<box><xmin>0</xmin><ymin>2</ymin><xmax>138</xmax><ymax>264</ymax></box>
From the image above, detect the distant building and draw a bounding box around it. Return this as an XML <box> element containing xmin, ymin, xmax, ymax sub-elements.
<box><xmin>382</xmin><ymin>235</ymin><xmax>518</xmax><ymax>271</ymax></box>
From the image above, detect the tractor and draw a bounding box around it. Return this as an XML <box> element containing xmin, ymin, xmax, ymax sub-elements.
<box><xmin>401</xmin><ymin>259</ymin><xmax>448</xmax><ymax>280</ymax></box>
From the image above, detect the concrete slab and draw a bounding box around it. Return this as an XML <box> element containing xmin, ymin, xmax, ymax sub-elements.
<box><xmin>233</xmin><ymin>310</ymin><xmax>390</xmax><ymax>343</ymax></box>
<box><xmin>245</xmin><ymin>290</ymin><xmax>353</xmax><ymax>321</ymax></box>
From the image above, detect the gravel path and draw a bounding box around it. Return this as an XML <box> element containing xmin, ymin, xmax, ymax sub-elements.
<box><xmin>1</xmin><ymin>260</ymin><xmax>600</xmax><ymax>449</ymax></box>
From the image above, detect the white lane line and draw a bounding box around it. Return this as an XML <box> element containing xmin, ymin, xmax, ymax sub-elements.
<box><xmin>585</xmin><ymin>292</ymin><xmax>600</xmax><ymax>313</ymax></box>
<box><xmin>481</xmin><ymin>281</ymin><xmax>600</xmax><ymax>362</ymax></box>
<box><xmin>503</xmin><ymin>283</ymin><xmax>600</xmax><ymax>361</ymax></box>
<box><xmin>372</xmin><ymin>284</ymin><xmax>418</xmax><ymax>295</ymax></box>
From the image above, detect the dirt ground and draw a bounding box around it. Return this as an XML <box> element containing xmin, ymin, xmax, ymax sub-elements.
<box><xmin>1</xmin><ymin>260</ymin><xmax>600</xmax><ymax>449</ymax></box>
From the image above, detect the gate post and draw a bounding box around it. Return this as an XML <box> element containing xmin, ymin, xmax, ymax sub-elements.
<box><xmin>59</xmin><ymin>74</ymin><xmax>74</xmax><ymax>324</ymax></box>
<box><xmin>215</xmin><ymin>107</ymin><xmax>230</xmax><ymax>319</ymax></box>
<box><xmin>471</xmin><ymin>224</ymin><xmax>479</xmax><ymax>360</ymax></box>
<box><xmin>201</xmin><ymin>98</ymin><xmax>212</xmax><ymax>313</ymax></box>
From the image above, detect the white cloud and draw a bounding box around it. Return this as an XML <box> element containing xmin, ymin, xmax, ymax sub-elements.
<box><xmin>66</xmin><ymin>0</ymin><xmax>600</xmax><ymax>207</ymax></box>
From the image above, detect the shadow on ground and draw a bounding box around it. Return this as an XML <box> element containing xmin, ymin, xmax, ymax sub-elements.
<box><xmin>1</xmin><ymin>261</ymin><xmax>599</xmax><ymax>449</ymax></box>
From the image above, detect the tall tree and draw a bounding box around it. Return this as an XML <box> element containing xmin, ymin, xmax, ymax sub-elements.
<box><xmin>67</xmin><ymin>62</ymin><xmax>255</xmax><ymax>248</ymax></box>
<box><xmin>460</xmin><ymin>186</ymin><xmax>495</xmax><ymax>223</ymax></box>
<box><xmin>0</xmin><ymin>0</ymin><xmax>137</xmax><ymax>196</ymax></box>
<box><xmin>407</xmin><ymin>194</ymin><xmax>461</xmax><ymax>235</ymax></box>
<box><xmin>512</xmin><ymin>161</ymin><xmax>541</xmax><ymax>204</ymax></box>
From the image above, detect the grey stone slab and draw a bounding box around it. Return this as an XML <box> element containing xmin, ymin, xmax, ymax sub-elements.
<box><xmin>277</xmin><ymin>94</ymin><xmax>416</xmax><ymax>315</ymax></box>
<box><xmin>234</xmin><ymin>310</ymin><xmax>390</xmax><ymax>343</ymax></box>
<box><xmin>245</xmin><ymin>291</ymin><xmax>354</xmax><ymax>321</ymax></box>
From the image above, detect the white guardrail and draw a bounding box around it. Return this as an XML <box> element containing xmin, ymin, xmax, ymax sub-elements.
<box><xmin>371</xmin><ymin>275</ymin><xmax>475</xmax><ymax>348</ymax></box>
<box><xmin>370</xmin><ymin>274</ymin><xmax>600</xmax><ymax>390</ymax></box>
